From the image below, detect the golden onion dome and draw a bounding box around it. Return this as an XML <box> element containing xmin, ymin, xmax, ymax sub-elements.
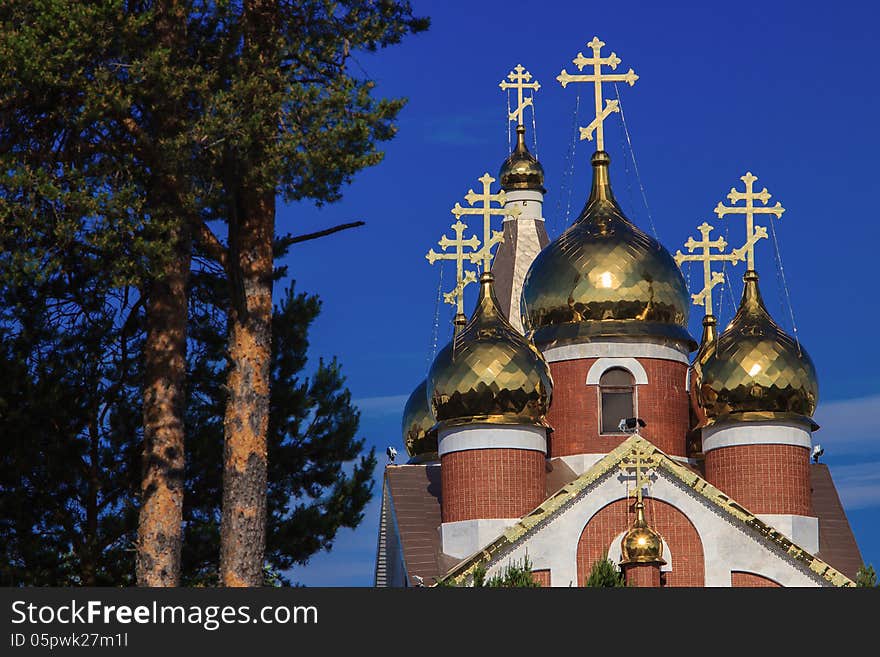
<box><xmin>620</xmin><ymin>502</ymin><xmax>665</xmax><ymax>565</ymax></box>
<box><xmin>693</xmin><ymin>271</ymin><xmax>818</xmax><ymax>428</ymax></box>
<box><xmin>401</xmin><ymin>379</ymin><xmax>438</xmax><ymax>461</ymax></box>
<box><xmin>427</xmin><ymin>271</ymin><xmax>553</xmax><ymax>428</ymax></box>
<box><xmin>521</xmin><ymin>151</ymin><xmax>694</xmax><ymax>349</ymax></box>
<box><xmin>499</xmin><ymin>125</ymin><xmax>545</xmax><ymax>193</ymax></box>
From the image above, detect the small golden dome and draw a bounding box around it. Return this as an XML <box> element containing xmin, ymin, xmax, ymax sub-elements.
<box><xmin>521</xmin><ymin>151</ymin><xmax>694</xmax><ymax>349</ymax></box>
<box><xmin>428</xmin><ymin>272</ymin><xmax>553</xmax><ymax>428</ymax></box>
<box><xmin>620</xmin><ymin>502</ymin><xmax>665</xmax><ymax>565</ymax></box>
<box><xmin>499</xmin><ymin>125</ymin><xmax>545</xmax><ymax>193</ymax></box>
<box><xmin>401</xmin><ymin>379</ymin><xmax>438</xmax><ymax>460</ymax></box>
<box><xmin>689</xmin><ymin>314</ymin><xmax>718</xmax><ymax>430</ymax></box>
<box><xmin>693</xmin><ymin>271</ymin><xmax>818</xmax><ymax>427</ymax></box>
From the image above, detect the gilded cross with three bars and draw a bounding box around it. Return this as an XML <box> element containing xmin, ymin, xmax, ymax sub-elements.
<box><xmin>619</xmin><ymin>443</ymin><xmax>661</xmax><ymax>505</ymax></box>
<box><xmin>557</xmin><ymin>36</ymin><xmax>638</xmax><ymax>152</ymax></box>
<box><xmin>499</xmin><ymin>64</ymin><xmax>540</xmax><ymax>126</ymax></box>
<box><xmin>452</xmin><ymin>173</ymin><xmax>518</xmax><ymax>273</ymax></box>
<box><xmin>674</xmin><ymin>222</ymin><xmax>742</xmax><ymax>315</ymax></box>
<box><xmin>426</xmin><ymin>220</ymin><xmax>480</xmax><ymax>315</ymax></box>
<box><xmin>714</xmin><ymin>172</ymin><xmax>784</xmax><ymax>271</ymax></box>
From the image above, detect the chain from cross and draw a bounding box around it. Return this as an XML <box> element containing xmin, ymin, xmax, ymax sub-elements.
<box><xmin>619</xmin><ymin>444</ymin><xmax>661</xmax><ymax>504</ymax></box>
<box><xmin>556</xmin><ymin>36</ymin><xmax>638</xmax><ymax>152</ymax></box>
<box><xmin>499</xmin><ymin>64</ymin><xmax>541</xmax><ymax>127</ymax></box>
<box><xmin>426</xmin><ymin>219</ymin><xmax>481</xmax><ymax>316</ymax></box>
<box><xmin>452</xmin><ymin>173</ymin><xmax>518</xmax><ymax>273</ymax></box>
<box><xmin>714</xmin><ymin>172</ymin><xmax>784</xmax><ymax>271</ymax></box>
<box><xmin>674</xmin><ymin>222</ymin><xmax>742</xmax><ymax>315</ymax></box>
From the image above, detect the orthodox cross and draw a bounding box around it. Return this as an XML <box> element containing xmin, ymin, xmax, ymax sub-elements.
<box><xmin>674</xmin><ymin>222</ymin><xmax>742</xmax><ymax>315</ymax></box>
<box><xmin>556</xmin><ymin>36</ymin><xmax>638</xmax><ymax>152</ymax></box>
<box><xmin>426</xmin><ymin>219</ymin><xmax>480</xmax><ymax>315</ymax></box>
<box><xmin>452</xmin><ymin>173</ymin><xmax>517</xmax><ymax>272</ymax></box>
<box><xmin>619</xmin><ymin>443</ymin><xmax>661</xmax><ymax>504</ymax></box>
<box><xmin>499</xmin><ymin>64</ymin><xmax>541</xmax><ymax>126</ymax></box>
<box><xmin>714</xmin><ymin>172</ymin><xmax>783</xmax><ymax>271</ymax></box>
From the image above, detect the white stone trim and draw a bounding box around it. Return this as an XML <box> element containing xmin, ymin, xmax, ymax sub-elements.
<box><xmin>756</xmin><ymin>514</ymin><xmax>819</xmax><ymax>554</ymax></box>
<box><xmin>608</xmin><ymin>531</ymin><xmax>672</xmax><ymax>572</ymax></box>
<box><xmin>556</xmin><ymin>454</ymin><xmax>607</xmax><ymax>476</ymax></box>
<box><xmin>586</xmin><ymin>358</ymin><xmax>649</xmax><ymax>385</ymax></box>
<box><xmin>441</xmin><ymin>518</ymin><xmax>520</xmax><ymax>560</ymax></box>
<box><xmin>542</xmin><ymin>341</ymin><xmax>690</xmax><ymax>365</ymax></box>
<box><xmin>504</xmin><ymin>190</ymin><xmax>544</xmax><ymax>204</ymax></box>
<box><xmin>702</xmin><ymin>421</ymin><xmax>812</xmax><ymax>452</ymax></box>
<box><xmin>438</xmin><ymin>424</ymin><xmax>547</xmax><ymax>457</ymax></box>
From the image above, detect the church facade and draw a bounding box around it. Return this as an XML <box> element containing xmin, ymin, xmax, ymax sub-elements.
<box><xmin>374</xmin><ymin>40</ymin><xmax>862</xmax><ymax>588</ymax></box>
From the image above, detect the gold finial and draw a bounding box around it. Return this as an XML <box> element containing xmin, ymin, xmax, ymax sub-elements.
<box><xmin>714</xmin><ymin>172</ymin><xmax>784</xmax><ymax>271</ymax></box>
<box><xmin>426</xmin><ymin>219</ymin><xmax>480</xmax><ymax>315</ymax></box>
<box><xmin>556</xmin><ymin>36</ymin><xmax>638</xmax><ymax>152</ymax></box>
<box><xmin>619</xmin><ymin>443</ymin><xmax>661</xmax><ymax>505</ymax></box>
<box><xmin>674</xmin><ymin>222</ymin><xmax>742</xmax><ymax>315</ymax></box>
<box><xmin>452</xmin><ymin>173</ymin><xmax>518</xmax><ymax>273</ymax></box>
<box><xmin>499</xmin><ymin>64</ymin><xmax>540</xmax><ymax>127</ymax></box>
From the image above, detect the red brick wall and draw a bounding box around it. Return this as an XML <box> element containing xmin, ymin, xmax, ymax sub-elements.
<box><xmin>624</xmin><ymin>563</ymin><xmax>661</xmax><ymax>587</ymax></box>
<box><xmin>441</xmin><ymin>448</ymin><xmax>545</xmax><ymax>523</ymax></box>
<box><xmin>546</xmin><ymin>357</ymin><xmax>689</xmax><ymax>458</ymax></box>
<box><xmin>731</xmin><ymin>571</ymin><xmax>782</xmax><ymax>587</ymax></box>
<box><xmin>704</xmin><ymin>444</ymin><xmax>812</xmax><ymax>516</ymax></box>
<box><xmin>532</xmin><ymin>569</ymin><xmax>551</xmax><ymax>587</ymax></box>
<box><xmin>577</xmin><ymin>498</ymin><xmax>704</xmax><ymax>587</ymax></box>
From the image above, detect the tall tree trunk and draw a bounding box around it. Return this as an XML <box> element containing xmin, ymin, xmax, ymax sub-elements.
<box><xmin>137</xmin><ymin>219</ymin><xmax>191</xmax><ymax>586</ymax></box>
<box><xmin>219</xmin><ymin>0</ymin><xmax>278</xmax><ymax>588</ymax></box>
<box><xmin>135</xmin><ymin>0</ymin><xmax>190</xmax><ymax>588</ymax></box>
<box><xmin>220</xmin><ymin>184</ymin><xmax>275</xmax><ymax>586</ymax></box>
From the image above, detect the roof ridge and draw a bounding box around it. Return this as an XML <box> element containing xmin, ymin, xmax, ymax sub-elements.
<box><xmin>437</xmin><ymin>435</ymin><xmax>855</xmax><ymax>587</ymax></box>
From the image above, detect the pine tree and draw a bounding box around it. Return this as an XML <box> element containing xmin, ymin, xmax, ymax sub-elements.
<box><xmin>191</xmin><ymin>0</ymin><xmax>428</xmax><ymax>586</ymax></box>
<box><xmin>855</xmin><ymin>564</ymin><xmax>877</xmax><ymax>588</ymax></box>
<box><xmin>0</xmin><ymin>261</ymin><xmax>374</xmax><ymax>585</ymax></box>
<box><xmin>0</xmin><ymin>0</ymin><xmax>211</xmax><ymax>585</ymax></box>
<box><xmin>1</xmin><ymin>1</ymin><xmax>425</xmax><ymax>586</ymax></box>
<box><xmin>585</xmin><ymin>558</ymin><xmax>627</xmax><ymax>587</ymax></box>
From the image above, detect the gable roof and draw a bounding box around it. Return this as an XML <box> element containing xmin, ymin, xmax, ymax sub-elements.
<box><xmin>381</xmin><ymin>464</ymin><xmax>443</xmax><ymax>586</ymax></box>
<box><xmin>811</xmin><ymin>463</ymin><xmax>863</xmax><ymax>579</ymax></box>
<box><xmin>437</xmin><ymin>435</ymin><xmax>856</xmax><ymax>587</ymax></box>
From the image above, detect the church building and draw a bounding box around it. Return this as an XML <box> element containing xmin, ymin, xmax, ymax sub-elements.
<box><xmin>374</xmin><ymin>38</ymin><xmax>862</xmax><ymax>587</ymax></box>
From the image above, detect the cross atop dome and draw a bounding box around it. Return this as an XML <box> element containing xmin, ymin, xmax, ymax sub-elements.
<box><xmin>674</xmin><ymin>222</ymin><xmax>742</xmax><ymax>317</ymax></box>
<box><xmin>499</xmin><ymin>64</ymin><xmax>540</xmax><ymax>128</ymax></box>
<box><xmin>426</xmin><ymin>219</ymin><xmax>480</xmax><ymax>316</ymax></box>
<box><xmin>557</xmin><ymin>36</ymin><xmax>638</xmax><ymax>152</ymax></box>
<box><xmin>452</xmin><ymin>173</ymin><xmax>518</xmax><ymax>273</ymax></box>
<box><xmin>714</xmin><ymin>172</ymin><xmax>784</xmax><ymax>271</ymax></box>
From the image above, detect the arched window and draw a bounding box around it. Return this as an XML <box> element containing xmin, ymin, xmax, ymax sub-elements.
<box><xmin>599</xmin><ymin>368</ymin><xmax>635</xmax><ymax>434</ymax></box>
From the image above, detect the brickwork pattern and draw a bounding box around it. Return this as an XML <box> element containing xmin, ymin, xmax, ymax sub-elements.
<box><xmin>731</xmin><ymin>571</ymin><xmax>782</xmax><ymax>587</ymax></box>
<box><xmin>624</xmin><ymin>563</ymin><xmax>661</xmax><ymax>587</ymax></box>
<box><xmin>532</xmin><ymin>569</ymin><xmax>551</xmax><ymax>587</ymax></box>
<box><xmin>576</xmin><ymin>498</ymin><xmax>704</xmax><ymax>587</ymax></box>
<box><xmin>441</xmin><ymin>448</ymin><xmax>545</xmax><ymax>522</ymax></box>
<box><xmin>705</xmin><ymin>443</ymin><xmax>812</xmax><ymax>516</ymax></box>
<box><xmin>546</xmin><ymin>357</ymin><xmax>689</xmax><ymax>457</ymax></box>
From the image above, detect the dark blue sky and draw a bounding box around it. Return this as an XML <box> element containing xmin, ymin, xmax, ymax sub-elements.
<box><xmin>277</xmin><ymin>0</ymin><xmax>880</xmax><ymax>585</ymax></box>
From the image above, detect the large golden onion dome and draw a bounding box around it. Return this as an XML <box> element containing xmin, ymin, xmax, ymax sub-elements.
<box><xmin>428</xmin><ymin>272</ymin><xmax>553</xmax><ymax>428</ymax></box>
<box><xmin>521</xmin><ymin>151</ymin><xmax>694</xmax><ymax>349</ymax></box>
<box><xmin>620</xmin><ymin>502</ymin><xmax>665</xmax><ymax>565</ymax></box>
<box><xmin>499</xmin><ymin>125</ymin><xmax>545</xmax><ymax>193</ymax></box>
<box><xmin>401</xmin><ymin>379</ymin><xmax>438</xmax><ymax>461</ymax></box>
<box><xmin>693</xmin><ymin>271</ymin><xmax>818</xmax><ymax>428</ymax></box>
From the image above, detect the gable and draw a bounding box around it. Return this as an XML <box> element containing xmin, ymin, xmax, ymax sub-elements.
<box><xmin>438</xmin><ymin>436</ymin><xmax>854</xmax><ymax>587</ymax></box>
